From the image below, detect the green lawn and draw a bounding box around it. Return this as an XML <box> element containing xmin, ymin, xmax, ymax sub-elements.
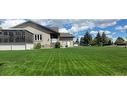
<box><xmin>0</xmin><ymin>47</ymin><xmax>127</xmax><ymax>76</ymax></box>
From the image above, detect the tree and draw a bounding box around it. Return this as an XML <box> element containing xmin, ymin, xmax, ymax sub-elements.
<box><xmin>84</xmin><ymin>31</ymin><xmax>92</xmax><ymax>45</ymax></box>
<box><xmin>80</xmin><ymin>37</ymin><xmax>85</xmax><ymax>45</ymax></box>
<box><xmin>115</xmin><ymin>37</ymin><xmax>125</xmax><ymax>45</ymax></box>
<box><xmin>108</xmin><ymin>39</ymin><xmax>112</xmax><ymax>45</ymax></box>
<box><xmin>90</xmin><ymin>38</ymin><xmax>97</xmax><ymax>46</ymax></box>
<box><xmin>96</xmin><ymin>32</ymin><xmax>102</xmax><ymax>46</ymax></box>
<box><xmin>80</xmin><ymin>37</ymin><xmax>84</xmax><ymax>43</ymax></box>
<box><xmin>102</xmin><ymin>32</ymin><xmax>107</xmax><ymax>45</ymax></box>
<box><xmin>75</xmin><ymin>38</ymin><xmax>79</xmax><ymax>45</ymax></box>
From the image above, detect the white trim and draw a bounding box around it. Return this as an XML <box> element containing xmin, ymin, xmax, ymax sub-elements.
<box><xmin>0</xmin><ymin>44</ymin><xmax>33</xmax><ymax>50</ymax></box>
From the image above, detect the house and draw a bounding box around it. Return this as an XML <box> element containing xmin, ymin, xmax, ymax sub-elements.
<box><xmin>0</xmin><ymin>21</ymin><xmax>74</xmax><ymax>50</ymax></box>
<box><xmin>59</xmin><ymin>33</ymin><xmax>74</xmax><ymax>47</ymax></box>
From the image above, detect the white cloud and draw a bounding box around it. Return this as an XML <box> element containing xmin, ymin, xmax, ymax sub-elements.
<box><xmin>0</xmin><ymin>19</ymin><xmax>26</xmax><ymax>29</ymax></box>
<box><xmin>71</xmin><ymin>24</ymin><xmax>79</xmax><ymax>32</ymax></box>
<box><xmin>123</xmin><ymin>25</ymin><xmax>127</xmax><ymax>29</ymax></box>
<box><xmin>112</xmin><ymin>32</ymin><xmax>116</xmax><ymax>35</ymax></box>
<box><xmin>104</xmin><ymin>30</ymin><xmax>111</xmax><ymax>34</ymax></box>
<box><xmin>90</xmin><ymin>30</ymin><xmax>111</xmax><ymax>36</ymax></box>
<box><xmin>93</xmin><ymin>19</ymin><xmax>118</xmax><ymax>27</ymax></box>
<box><xmin>107</xmin><ymin>34</ymin><xmax>112</xmax><ymax>38</ymax></box>
<box><xmin>97</xmin><ymin>20</ymin><xmax>117</xmax><ymax>28</ymax></box>
<box><xmin>99</xmin><ymin>30</ymin><xmax>111</xmax><ymax>34</ymax></box>
<box><xmin>115</xmin><ymin>25</ymin><xmax>127</xmax><ymax>32</ymax></box>
<box><xmin>115</xmin><ymin>26</ymin><xmax>123</xmax><ymax>30</ymax></box>
<box><xmin>79</xmin><ymin>26</ymin><xmax>89</xmax><ymax>31</ymax></box>
<box><xmin>90</xmin><ymin>31</ymin><xmax>98</xmax><ymax>36</ymax></box>
<box><xmin>59</xmin><ymin>28</ymin><xmax>69</xmax><ymax>33</ymax></box>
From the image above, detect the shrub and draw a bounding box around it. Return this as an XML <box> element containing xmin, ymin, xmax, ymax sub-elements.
<box><xmin>34</xmin><ymin>43</ymin><xmax>41</xmax><ymax>49</ymax></box>
<box><xmin>55</xmin><ymin>42</ymin><xmax>60</xmax><ymax>48</ymax></box>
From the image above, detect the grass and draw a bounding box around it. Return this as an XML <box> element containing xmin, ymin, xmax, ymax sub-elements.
<box><xmin>0</xmin><ymin>47</ymin><xmax>127</xmax><ymax>76</ymax></box>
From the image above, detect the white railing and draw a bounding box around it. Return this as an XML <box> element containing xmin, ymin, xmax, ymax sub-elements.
<box><xmin>51</xmin><ymin>38</ymin><xmax>58</xmax><ymax>43</ymax></box>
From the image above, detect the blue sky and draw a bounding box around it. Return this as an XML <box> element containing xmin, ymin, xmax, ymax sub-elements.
<box><xmin>0</xmin><ymin>19</ymin><xmax>127</xmax><ymax>42</ymax></box>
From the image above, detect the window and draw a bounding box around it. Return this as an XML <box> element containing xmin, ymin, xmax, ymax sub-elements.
<box><xmin>4</xmin><ymin>32</ymin><xmax>8</xmax><ymax>35</ymax></box>
<box><xmin>35</xmin><ymin>34</ymin><xmax>42</xmax><ymax>41</ymax></box>
<box><xmin>40</xmin><ymin>35</ymin><xmax>42</xmax><ymax>40</ymax></box>
<box><xmin>0</xmin><ymin>32</ymin><xmax>2</xmax><ymax>35</ymax></box>
<box><xmin>38</xmin><ymin>35</ymin><xmax>40</xmax><ymax>40</ymax></box>
<box><xmin>35</xmin><ymin>35</ymin><xmax>37</xmax><ymax>40</ymax></box>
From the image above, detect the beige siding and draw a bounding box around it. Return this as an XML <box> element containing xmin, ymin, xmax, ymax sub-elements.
<box><xmin>24</xmin><ymin>26</ymin><xmax>51</xmax><ymax>47</ymax></box>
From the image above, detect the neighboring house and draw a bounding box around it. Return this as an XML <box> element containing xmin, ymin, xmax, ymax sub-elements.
<box><xmin>60</xmin><ymin>33</ymin><xmax>74</xmax><ymax>47</ymax></box>
<box><xmin>0</xmin><ymin>21</ymin><xmax>74</xmax><ymax>50</ymax></box>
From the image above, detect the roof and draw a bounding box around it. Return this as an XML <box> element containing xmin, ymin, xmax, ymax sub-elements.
<box><xmin>49</xmin><ymin>27</ymin><xmax>59</xmax><ymax>33</ymax></box>
<box><xmin>0</xmin><ymin>28</ymin><xmax>26</xmax><ymax>31</ymax></box>
<box><xmin>60</xmin><ymin>33</ymin><xmax>74</xmax><ymax>38</ymax></box>
<box><xmin>13</xmin><ymin>21</ymin><xmax>60</xmax><ymax>35</ymax></box>
<box><xmin>0</xmin><ymin>28</ymin><xmax>33</xmax><ymax>34</ymax></box>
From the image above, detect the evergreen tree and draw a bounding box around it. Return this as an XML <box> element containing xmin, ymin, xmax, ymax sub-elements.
<box><xmin>90</xmin><ymin>38</ymin><xmax>97</xmax><ymax>46</ymax></box>
<box><xmin>96</xmin><ymin>32</ymin><xmax>102</xmax><ymax>46</ymax></box>
<box><xmin>108</xmin><ymin>39</ymin><xmax>112</xmax><ymax>45</ymax></box>
<box><xmin>102</xmin><ymin>32</ymin><xmax>107</xmax><ymax>45</ymax></box>
<box><xmin>75</xmin><ymin>38</ymin><xmax>79</xmax><ymax>44</ymax></box>
<box><xmin>80</xmin><ymin>37</ymin><xmax>84</xmax><ymax>45</ymax></box>
<box><xmin>84</xmin><ymin>31</ymin><xmax>92</xmax><ymax>45</ymax></box>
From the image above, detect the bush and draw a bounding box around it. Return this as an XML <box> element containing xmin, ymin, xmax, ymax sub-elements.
<box><xmin>55</xmin><ymin>42</ymin><xmax>60</xmax><ymax>48</ymax></box>
<box><xmin>34</xmin><ymin>43</ymin><xmax>41</xmax><ymax>49</ymax></box>
<box><xmin>65</xmin><ymin>45</ymin><xmax>68</xmax><ymax>48</ymax></box>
